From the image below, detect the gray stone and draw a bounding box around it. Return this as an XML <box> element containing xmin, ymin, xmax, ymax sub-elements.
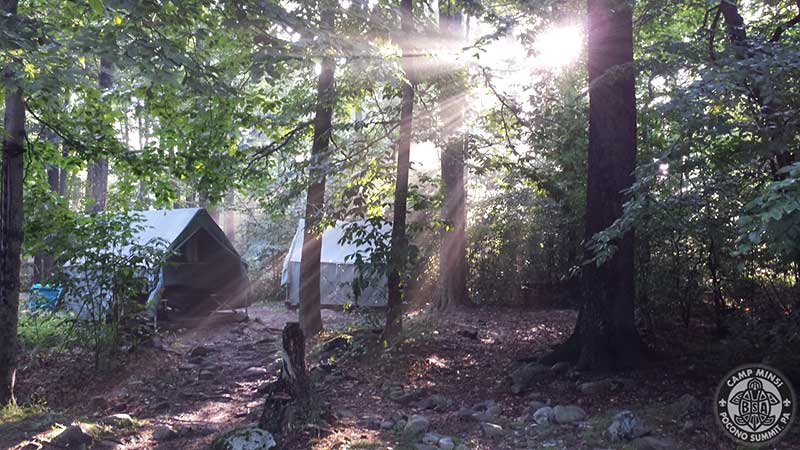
<box><xmin>438</xmin><ymin>437</ymin><xmax>455</xmax><ymax>450</ymax></box>
<box><xmin>199</xmin><ymin>369</ymin><xmax>215</xmax><ymax>381</ymax></box>
<box><xmin>152</xmin><ymin>425</ymin><xmax>178</xmax><ymax>441</ymax></box>
<box><xmin>510</xmin><ymin>363</ymin><xmax>548</xmax><ymax>394</ymax></box>
<box><xmin>455</xmin><ymin>407</ymin><xmax>474</xmax><ymax>421</ymax></box>
<box><xmin>681</xmin><ymin>420</ymin><xmax>695</xmax><ymax>432</ymax></box>
<box><xmin>551</xmin><ymin>405</ymin><xmax>586</xmax><ymax>424</ymax></box>
<box><xmin>607</xmin><ymin>410</ymin><xmax>649</xmax><ymax>441</ymax></box>
<box><xmin>100</xmin><ymin>413</ymin><xmax>135</xmax><ymax>428</ymax></box>
<box><xmin>210</xmin><ymin>427</ymin><xmax>276</xmax><ymax>450</ymax></box>
<box><xmin>669</xmin><ymin>394</ymin><xmax>702</xmax><ymax>418</ymax></box>
<box><xmin>480</xmin><ymin>422</ymin><xmax>504</xmax><ymax>438</ymax></box>
<box><xmin>578</xmin><ymin>379</ymin><xmax>615</xmax><ymax>395</ymax></box>
<box><xmin>52</xmin><ymin>424</ymin><xmax>93</xmax><ymax>448</ymax></box>
<box><xmin>532</xmin><ymin>406</ymin><xmax>553</xmax><ymax>425</ymax></box>
<box><xmin>380</xmin><ymin>419</ymin><xmax>395</xmax><ymax>429</ymax></box>
<box><xmin>243</xmin><ymin>367</ymin><xmax>267</xmax><ymax>379</ymax></box>
<box><xmin>422</xmin><ymin>432</ymin><xmax>443</xmax><ymax>444</ymax></box>
<box><xmin>414</xmin><ymin>445</ymin><xmax>438</xmax><ymax>450</ymax></box>
<box><xmin>550</xmin><ymin>362</ymin><xmax>570</xmax><ymax>373</ymax></box>
<box><xmin>454</xmin><ymin>445</ymin><xmax>469</xmax><ymax>450</ymax></box>
<box><xmin>630</xmin><ymin>436</ymin><xmax>679</xmax><ymax>450</ymax></box>
<box><xmin>403</xmin><ymin>415</ymin><xmax>430</xmax><ymax>436</ymax></box>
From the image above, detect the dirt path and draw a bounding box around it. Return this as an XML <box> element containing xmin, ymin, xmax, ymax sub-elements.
<box><xmin>2</xmin><ymin>304</ymin><xmax>352</xmax><ymax>450</ymax></box>
<box><xmin>4</xmin><ymin>305</ymin><xmax>800</xmax><ymax>450</ymax></box>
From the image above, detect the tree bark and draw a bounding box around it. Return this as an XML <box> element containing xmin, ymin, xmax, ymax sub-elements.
<box><xmin>436</xmin><ymin>0</ymin><xmax>468</xmax><ymax>311</ymax></box>
<box><xmin>1</xmin><ymin>0</ymin><xmax>24</xmax><ymax>405</ymax></box>
<box><xmin>259</xmin><ymin>322</ymin><xmax>310</xmax><ymax>434</ymax></box>
<box><xmin>384</xmin><ymin>0</ymin><xmax>416</xmax><ymax>342</ymax></box>
<box><xmin>547</xmin><ymin>0</ymin><xmax>641</xmax><ymax>371</ymax></box>
<box><xmin>299</xmin><ymin>5</ymin><xmax>336</xmax><ymax>339</ymax></box>
<box><xmin>86</xmin><ymin>57</ymin><xmax>112</xmax><ymax>213</ymax></box>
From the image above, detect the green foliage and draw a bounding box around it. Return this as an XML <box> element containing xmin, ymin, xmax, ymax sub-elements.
<box><xmin>17</xmin><ymin>310</ymin><xmax>74</xmax><ymax>359</ymax></box>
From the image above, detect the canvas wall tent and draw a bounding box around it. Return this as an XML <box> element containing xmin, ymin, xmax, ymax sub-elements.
<box><xmin>282</xmin><ymin>219</ymin><xmax>390</xmax><ymax>308</ymax></box>
<box><xmin>63</xmin><ymin>208</ymin><xmax>251</xmax><ymax>317</ymax></box>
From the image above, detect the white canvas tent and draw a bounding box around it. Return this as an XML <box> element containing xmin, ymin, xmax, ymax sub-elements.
<box><xmin>282</xmin><ymin>219</ymin><xmax>390</xmax><ymax>308</ymax></box>
<box><xmin>62</xmin><ymin>208</ymin><xmax>251</xmax><ymax>317</ymax></box>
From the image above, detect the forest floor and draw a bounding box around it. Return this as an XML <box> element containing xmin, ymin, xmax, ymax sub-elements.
<box><xmin>1</xmin><ymin>303</ymin><xmax>799</xmax><ymax>450</ymax></box>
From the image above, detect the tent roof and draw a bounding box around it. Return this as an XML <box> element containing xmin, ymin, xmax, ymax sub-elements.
<box><xmin>285</xmin><ymin>219</ymin><xmax>391</xmax><ymax>265</ymax></box>
<box><xmin>133</xmin><ymin>208</ymin><xmax>202</xmax><ymax>247</ymax></box>
<box><xmin>130</xmin><ymin>208</ymin><xmax>240</xmax><ymax>258</ymax></box>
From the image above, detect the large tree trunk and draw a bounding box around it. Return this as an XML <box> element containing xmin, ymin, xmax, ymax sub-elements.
<box><xmin>384</xmin><ymin>0</ymin><xmax>416</xmax><ymax>342</ymax></box>
<box><xmin>436</xmin><ymin>0</ymin><xmax>468</xmax><ymax>311</ymax></box>
<box><xmin>299</xmin><ymin>8</ymin><xmax>336</xmax><ymax>338</ymax></box>
<box><xmin>547</xmin><ymin>0</ymin><xmax>641</xmax><ymax>371</ymax></box>
<box><xmin>86</xmin><ymin>57</ymin><xmax>112</xmax><ymax>213</ymax></box>
<box><xmin>0</xmin><ymin>0</ymin><xmax>24</xmax><ymax>405</ymax></box>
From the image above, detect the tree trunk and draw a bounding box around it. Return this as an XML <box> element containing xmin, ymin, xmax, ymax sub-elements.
<box><xmin>33</xmin><ymin>129</ymin><xmax>60</xmax><ymax>284</ymax></box>
<box><xmin>384</xmin><ymin>0</ymin><xmax>416</xmax><ymax>342</ymax></box>
<box><xmin>436</xmin><ymin>0</ymin><xmax>468</xmax><ymax>311</ymax></box>
<box><xmin>86</xmin><ymin>57</ymin><xmax>112</xmax><ymax>213</ymax></box>
<box><xmin>259</xmin><ymin>322</ymin><xmax>310</xmax><ymax>434</ymax></box>
<box><xmin>299</xmin><ymin>7</ymin><xmax>336</xmax><ymax>339</ymax></box>
<box><xmin>1</xmin><ymin>0</ymin><xmax>24</xmax><ymax>405</ymax></box>
<box><xmin>546</xmin><ymin>0</ymin><xmax>641</xmax><ymax>371</ymax></box>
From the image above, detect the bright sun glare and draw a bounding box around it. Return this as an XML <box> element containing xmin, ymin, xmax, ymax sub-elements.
<box><xmin>534</xmin><ymin>25</ymin><xmax>583</xmax><ymax>68</ymax></box>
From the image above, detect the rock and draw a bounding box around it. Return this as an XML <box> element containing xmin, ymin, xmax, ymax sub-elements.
<box><xmin>607</xmin><ymin>410</ymin><xmax>649</xmax><ymax>441</ymax></box>
<box><xmin>471</xmin><ymin>400</ymin><xmax>500</xmax><ymax>422</ymax></box>
<box><xmin>189</xmin><ymin>345</ymin><xmax>213</xmax><ymax>358</ymax></box>
<box><xmin>480</xmin><ymin>422</ymin><xmax>504</xmax><ymax>438</ymax></box>
<box><xmin>681</xmin><ymin>420</ymin><xmax>695</xmax><ymax>432</ymax></box>
<box><xmin>52</xmin><ymin>424</ymin><xmax>93</xmax><ymax>448</ymax></box>
<box><xmin>550</xmin><ymin>362</ymin><xmax>570</xmax><ymax>373</ymax></box>
<box><xmin>243</xmin><ymin>367</ymin><xmax>267</xmax><ymax>379</ymax></box>
<box><xmin>669</xmin><ymin>394</ymin><xmax>702</xmax><ymax>418</ymax></box>
<box><xmin>630</xmin><ymin>436</ymin><xmax>679</xmax><ymax>450</ymax></box>
<box><xmin>551</xmin><ymin>405</ymin><xmax>586</xmax><ymax>424</ymax></box>
<box><xmin>510</xmin><ymin>363</ymin><xmax>548</xmax><ymax>394</ymax></box>
<box><xmin>429</xmin><ymin>394</ymin><xmax>453</xmax><ymax>411</ymax></box>
<box><xmin>532</xmin><ymin>406</ymin><xmax>553</xmax><ymax>425</ymax></box>
<box><xmin>527</xmin><ymin>401</ymin><xmax>547</xmax><ymax>415</ymax></box>
<box><xmin>211</xmin><ymin>427</ymin><xmax>277</xmax><ymax>450</ymax></box>
<box><xmin>100</xmin><ymin>413</ymin><xmax>135</xmax><ymax>428</ymax></box>
<box><xmin>403</xmin><ymin>415</ymin><xmax>430</xmax><ymax>436</ymax></box>
<box><xmin>199</xmin><ymin>369</ymin><xmax>216</xmax><ymax>381</ymax></box>
<box><xmin>454</xmin><ymin>445</ymin><xmax>469</xmax><ymax>450</ymax></box>
<box><xmin>578</xmin><ymin>379</ymin><xmax>616</xmax><ymax>395</ymax></box>
<box><xmin>89</xmin><ymin>396</ymin><xmax>109</xmax><ymax>411</ymax></box>
<box><xmin>152</xmin><ymin>425</ymin><xmax>178</xmax><ymax>441</ymax></box>
<box><xmin>414</xmin><ymin>445</ymin><xmax>438</xmax><ymax>450</ymax></box>
<box><xmin>422</xmin><ymin>432</ymin><xmax>444</xmax><ymax>444</ymax></box>
<box><xmin>390</xmin><ymin>387</ymin><xmax>427</xmax><ymax>404</ymax></box>
<box><xmin>380</xmin><ymin>419</ymin><xmax>395</xmax><ymax>429</ymax></box>
<box><xmin>438</xmin><ymin>437</ymin><xmax>455</xmax><ymax>450</ymax></box>
<box><xmin>455</xmin><ymin>407</ymin><xmax>474</xmax><ymax>421</ymax></box>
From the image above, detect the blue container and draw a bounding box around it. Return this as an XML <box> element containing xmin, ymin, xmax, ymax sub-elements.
<box><xmin>29</xmin><ymin>284</ymin><xmax>62</xmax><ymax>310</ymax></box>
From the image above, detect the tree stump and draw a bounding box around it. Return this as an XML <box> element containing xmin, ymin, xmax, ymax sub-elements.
<box><xmin>259</xmin><ymin>322</ymin><xmax>311</xmax><ymax>434</ymax></box>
